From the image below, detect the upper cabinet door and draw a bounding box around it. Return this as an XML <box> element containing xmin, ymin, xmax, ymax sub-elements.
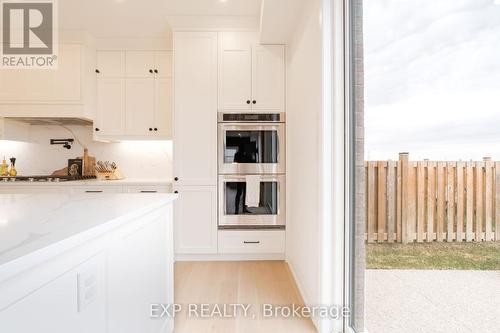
<box><xmin>218</xmin><ymin>32</ymin><xmax>254</xmax><ymax>112</ymax></box>
<box><xmin>251</xmin><ymin>45</ymin><xmax>285</xmax><ymax>112</ymax></box>
<box><xmin>154</xmin><ymin>78</ymin><xmax>172</xmax><ymax>138</ymax></box>
<box><xmin>174</xmin><ymin>32</ymin><xmax>218</xmax><ymax>186</ymax></box>
<box><xmin>125</xmin><ymin>79</ymin><xmax>155</xmax><ymax>136</ymax></box>
<box><xmin>154</xmin><ymin>51</ymin><xmax>173</xmax><ymax>78</ymax></box>
<box><xmin>97</xmin><ymin>79</ymin><xmax>125</xmax><ymax>136</ymax></box>
<box><xmin>97</xmin><ymin>51</ymin><xmax>125</xmax><ymax>78</ymax></box>
<box><xmin>125</xmin><ymin>51</ymin><xmax>155</xmax><ymax>78</ymax></box>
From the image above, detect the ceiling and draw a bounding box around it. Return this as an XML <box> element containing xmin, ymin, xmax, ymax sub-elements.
<box><xmin>59</xmin><ymin>0</ymin><xmax>262</xmax><ymax>38</ymax></box>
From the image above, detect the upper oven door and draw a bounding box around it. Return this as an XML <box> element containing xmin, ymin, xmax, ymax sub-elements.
<box><xmin>218</xmin><ymin>123</ymin><xmax>285</xmax><ymax>174</ymax></box>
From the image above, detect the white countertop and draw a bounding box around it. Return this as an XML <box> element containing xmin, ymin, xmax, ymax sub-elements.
<box><xmin>0</xmin><ymin>178</ymin><xmax>172</xmax><ymax>186</ymax></box>
<box><xmin>0</xmin><ymin>193</ymin><xmax>177</xmax><ymax>277</ymax></box>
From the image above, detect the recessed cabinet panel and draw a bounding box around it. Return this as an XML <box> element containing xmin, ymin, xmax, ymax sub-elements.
<box><xmin>218</xmin><ymin>33</ymin><xmax>253</xmax><ymax>111</ymax></box>
<box><xmin>125</xmin><ymin>51</ymin><xmax>155</xmax><ymax>78</ymax></box>
<box><xmin>174</xmin><ymin>186</ymin><xmax>218</xmax><ymax>254</ymax></box>
<box><xmin>97</xmin><ymin>79</ymin><xmax>125</xmax><ymax>136</ymax></box>
<box><xmin>125</xmin><ymin>79</ymin><xmax>155</xmax><ymax>136</ymax></box>
<box><xmin>252</xmin><ymin>45</ymin><xmax>285</xmax><ymax>112</ymax></box>
<box><xmin>97</xmin><ymin>51</ymin><xmax>125</xmax><ymax>78</ymax></box>
<box><xmin>155</xmin><ymin>78</ymin><xmax>172</xmax><ymax>138</ymax></box>
<box><xmin>155</xmin><ymin>51</ymin><xmax>173</xmax><ymax>78</ymax></box>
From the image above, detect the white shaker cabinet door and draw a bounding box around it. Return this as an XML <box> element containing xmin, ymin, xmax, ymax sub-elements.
<box><xmin>125</xmin><ymin>78</ymin><xmax>155</xmax><ymax>136</ymax></box>
<box><xmin>174</xmin><ymin>186</ymin><xmax>218</xmax><ymax>255</ymax></box>
<box><xmin>125</xmin><ymin>51</ymin><xmax>155</xmax><ymax>78</ymax></box>
<box><xmin>154</xmin><ymin>78</ymin><xmax>173</xmax><ymax>138</ymax></box>
<box><xmin>97</xmin><ymin>51</ymin><xmax>125</xmax><ymax>78</ymax></box>
<box><xmin>96</xmin><ymin>78</ymin><xmax>125</xmax><ymax>136</ymax></box>
<box><xmin>218</xmin><ymin>32</ymin><xmax>254</xmax><ymax>112</ymax></box>
<box><xmin>251</xmin><ymin>45</ymin><xmax>285</xmax><ymax>113</ymax></box>
<box><xmin>154</xmin><ymin>51</ymin><xmax>173</xmax><ymax>78</ymax></box>
<box><xmin>173</xmin><ymin>32</ymin><xmax>218</xmax><ymax>186</ymax></box>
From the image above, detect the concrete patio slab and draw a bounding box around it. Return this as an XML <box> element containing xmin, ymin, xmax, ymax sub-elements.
<box><xmin>366</xmin><ymin>270</ymin><xmax>500</xmax><ymax>333</ymax></box>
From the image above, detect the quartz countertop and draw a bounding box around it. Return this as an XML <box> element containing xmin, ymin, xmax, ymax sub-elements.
<box><xmin>0</xmin><ymin>193</ymin><xmax>177</xmax><ymax>278</ymax></box>
<box><xmin>0</xmin><ymin>178</ymin><xmax>172</xmax><ymax>186</ymax></box>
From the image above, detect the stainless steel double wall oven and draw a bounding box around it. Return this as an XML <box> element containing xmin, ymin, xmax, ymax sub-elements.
<box><xmin>218</xmin><ymin>113</ymin><xmax>286</xmax><ymax>228</ymax></box>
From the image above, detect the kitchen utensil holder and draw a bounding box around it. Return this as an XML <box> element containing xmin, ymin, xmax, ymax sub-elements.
<box><xmin>94</xmin><ymin>167</ymin><xmax>125</xmax><ymax>180</ymax></box>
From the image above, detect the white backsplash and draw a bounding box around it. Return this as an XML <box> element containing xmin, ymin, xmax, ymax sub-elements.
<box><xmin>0</xmin><ymin>125</ymin><xmax>172</xmax><ymax>179</ymax></box>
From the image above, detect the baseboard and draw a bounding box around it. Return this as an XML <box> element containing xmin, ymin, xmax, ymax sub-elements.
<box><xmin>286</xmin><ymin>261</ymin><xmax>320</xmax><ymax>332</ymax></box>
<box><xmin>175</xmin><ymin>253</ymin><xmax>285</xmax><ymax>261</ymax></box>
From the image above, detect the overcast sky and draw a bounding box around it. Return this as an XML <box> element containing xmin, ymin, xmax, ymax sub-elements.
<box><xmin>364</xmin><ymin>0</ymin><xmax>500</xmax><ymax>161</ymax></box>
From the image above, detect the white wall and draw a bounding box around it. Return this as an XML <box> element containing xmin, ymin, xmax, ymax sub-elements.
<box><xmin>0</xmin><ymin>126</ymin><xmax>172</xmax><ymax>179</ymax></box>
<box><xmin>286</xmin><ymin>0</ymin><xmax>323</xmax><ymax>314</ymax></box>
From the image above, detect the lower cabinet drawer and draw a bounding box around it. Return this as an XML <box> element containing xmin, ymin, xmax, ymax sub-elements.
<box><xmin>218</xmin><ymin>230</ymin><xmax>285</xmax><ymax>254</ymax></box>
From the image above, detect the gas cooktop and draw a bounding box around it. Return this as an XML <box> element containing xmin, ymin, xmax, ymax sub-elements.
<box><xmin>0</xmin><ymin>175</ymin><xmax>97</xmax><ymax>183</ymax></box>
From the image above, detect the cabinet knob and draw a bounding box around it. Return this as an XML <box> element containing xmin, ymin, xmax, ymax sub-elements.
<box><xmin>95</xmin><ymin>69</ymin><xmax>100</xmax><ymax>74</ymax></box>
<box><xmin>154</xmin><ymin>128</ymin><xmax>158</xmax><ymax>131</ymax></box>
<box><xmin>174</xmin><ymin>190</ymin><xmax>179</xmax><ymax>194</ymax></box>
<box><xmin>246</xmin><ymin>100</ymin><xmax>251</xmax><ymax>104</ymax></box>
<box><xmin>149</xmin><ymin>69</ymin><xmax>154</xmax><ymax>74</ymax></box>
<box><xmin>252</xmin><ymin>100</ymin><xmax>256</xmax><ymax>104</ymax></box>
<box><xmin>174</xmin><ymin>177</ymin><xmax>179</xmax><ymax>181</ymax></box>
<box><xmin>149</xmin><ymin>128</ymin><xmax>153</xmax><ymax>131</ymax></box>
<box><xmin>154</xmin><ymin>69</ymin><xmax>158</xmax><ymax>74</ymax></box>
<box><xmin>95</xmin><ymin>128</ymin><xmax>100</xmax><ymax>132</ymax></box>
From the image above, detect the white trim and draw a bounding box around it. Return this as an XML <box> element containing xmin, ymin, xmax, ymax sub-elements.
<box><xmin>174</xmin><ymin>253</ymin><xmax>285</xmax><ymax>262</ymax></box>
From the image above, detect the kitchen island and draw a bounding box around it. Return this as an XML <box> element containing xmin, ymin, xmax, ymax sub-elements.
<box><xmin>0</xmin><ymin>193</ymin><xmax>177</xmax><ymax>333</ymax></box>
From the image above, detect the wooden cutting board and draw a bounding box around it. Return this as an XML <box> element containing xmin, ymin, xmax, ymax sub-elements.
<box><xmin>82</xmin><ymin>148</ymin><xmax>96</xmax><ymax>176</ymax></box>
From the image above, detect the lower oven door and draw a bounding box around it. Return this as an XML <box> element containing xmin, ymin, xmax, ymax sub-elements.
<box><xmin>218</xmin><ymin>175</ymin><xmax>286</xmax><ymax>228</ymax></box>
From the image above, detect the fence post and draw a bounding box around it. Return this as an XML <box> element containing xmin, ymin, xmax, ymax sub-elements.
<box><xmin>496</xmin><ymin>162</ymin><xmax>500</xmax><ymax>241</ymax></box>
<box><xmin>400</xmin><ymin>153</ymin><xmax>410</xmax><ymax>243</ymax></box>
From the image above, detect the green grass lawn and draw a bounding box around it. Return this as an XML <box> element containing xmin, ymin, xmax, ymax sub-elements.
<box><xmin>366</xmin><ymin>242</ymin><xmax>500</xmax><ymax>270</ymax></box>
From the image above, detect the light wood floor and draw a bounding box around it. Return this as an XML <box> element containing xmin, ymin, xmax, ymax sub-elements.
<box><xmin>174</xmin><ymin>261</ymin><xmax>317</xmax><ymax>333</ymax></box>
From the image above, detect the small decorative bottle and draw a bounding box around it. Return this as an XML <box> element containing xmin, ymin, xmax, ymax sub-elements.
<box><xmin>9</xmin><ymin>157</ymin><xmax>17</xmax><ymax>177</ymax></box>
<box><xmin>0</xmin><ymin>157</ymin><xmax>8</xmax><ymax>176</ymax></box>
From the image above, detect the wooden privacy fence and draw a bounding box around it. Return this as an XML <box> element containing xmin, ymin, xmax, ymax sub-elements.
<box><xmin>365</xmin><ymin>153</ymin><xmax>500</xmax><ymax>243</ymax></box>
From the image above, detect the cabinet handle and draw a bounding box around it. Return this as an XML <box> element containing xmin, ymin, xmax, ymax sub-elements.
<box><xmin>95</xmin><ymin>128</ymin><xmax>100</xmax><ymax>132</ymax></box>
<box><xmin>252</xmin><ymin>100</ymin><xmax>256</xmax><ymax>104</ymax></box>
<box><xmin>243</xmin><ymin>241</ymin><xmax>261</xmax><ymax>244</ymax></box>
<box><xmin>140</xmin><ymin>190</ymin><xmax>157</xmax><ymax>193</ymax></box>
<box><xmin>154</xmin><ymin>69</ymin><xmax>158</xmax><ymax>74</ymax></box>
<box><xmin>149</xmin><ymin>69</ymin><xmax>154</xmax><ymax>74</ymax></box>
<box><xmin>246</xmin><ymin>100</ymin><xmax>251</xmax><ymax>104</ymax></box>
<box><xmin>85</xmin><ymin>190</ymin><xmax>103</xmax><ymax>193</ymax></box>
<box><xmin>174</xmin><ymin>177</ymin><xmax>179</xmax><ymax>181</ymax></box>
<box><xmin>95</xmin><ymin>69</ymin><xmax>100</xmax><ymax>74</ymax></box>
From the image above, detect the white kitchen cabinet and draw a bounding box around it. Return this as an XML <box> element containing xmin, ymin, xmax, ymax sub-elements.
<box><xmin>218</xmin><ymin>32</ymin><xmax>285</xmax><ymax>113</ymax></box>
<box><xmin>125</xmin><ymin>79</ymin><xmax>156</xmax><ymax>135</ymax></box>
<box><xmin>0</xmin><ymin>254</ymin><xmax>106</xmax><ymax>333</ymax></box>
<box><xmin>95</xmin><ymin>50</ymin><xmax>172</xmax><ymax>140</ymax></box>
<box><xmin>218</xmin><ymin>32</ymin><xmax>254</xmax><ymax>111</ymax></box>
<box><xmin>125</xmin><ymin>51</ymin><xmax>155</xmax><ymax>78</ymax></box>
<box><xmin>96</xmin><ymin>51</ymin><xmax>125</xmax><ymax>78</ymax></box>
<box><xmin>174</xmin><ymin>186</ymin><xmax>217</xmax><ymax>254</ymax></box>
<box><xmin>251</xmin><ymin>45</ymin><xmax>285</xmax><ymax>112</ymax></box>
<box><xmin>0</xmin><ymin>42</ymin><xmax>96</xmax><ymax>120</ymax></box>
<box><xmin>218</xmin><ymin>230</ymin><xmax>285</xmax><ymax>254</ymax></box>
<box><xmin>155</xmin><ymin>78</ymin><xmax>173</xmax><ymax>137</ymax></box>
<box><xmin>96</xmin><ymin>78</ymin><xmax>125</xmax><ymax>136</ymax></box>
<box><xmin>173</xmin><ymin>32</ymin><xmax>218</xmax><ymax>186</ymax></box>
<box><xmin>155</xmin><ymin>51</ymin><xmax>173</xmax><ymax>78</ymax></box>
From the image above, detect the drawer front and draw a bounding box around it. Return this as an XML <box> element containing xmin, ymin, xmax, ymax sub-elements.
<box><xmin>218</xmin><ymin>230</ymin><xmax>285</xmax><ymax>254</ymax></box>
<box><xmin>124</xmin><ymin>185</ymin><xmax>170</xmax><ymax>193</ymax></box>
<box><xmin>72</xmin><ymin>186</ymin><xmax>123</xmax><ymax>194</ymax></box>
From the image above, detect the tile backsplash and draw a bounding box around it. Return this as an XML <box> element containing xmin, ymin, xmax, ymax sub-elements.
<box><xmin>0</xmin><ymin>125</ymin><xmax>172</xmax><ymax>179</ymax></box>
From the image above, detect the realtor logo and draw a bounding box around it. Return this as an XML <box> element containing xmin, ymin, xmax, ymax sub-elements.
<box><xmin>1</xmin><ymin>0</ymin><xmax>58</xmax><ymax>68</ymax></box>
